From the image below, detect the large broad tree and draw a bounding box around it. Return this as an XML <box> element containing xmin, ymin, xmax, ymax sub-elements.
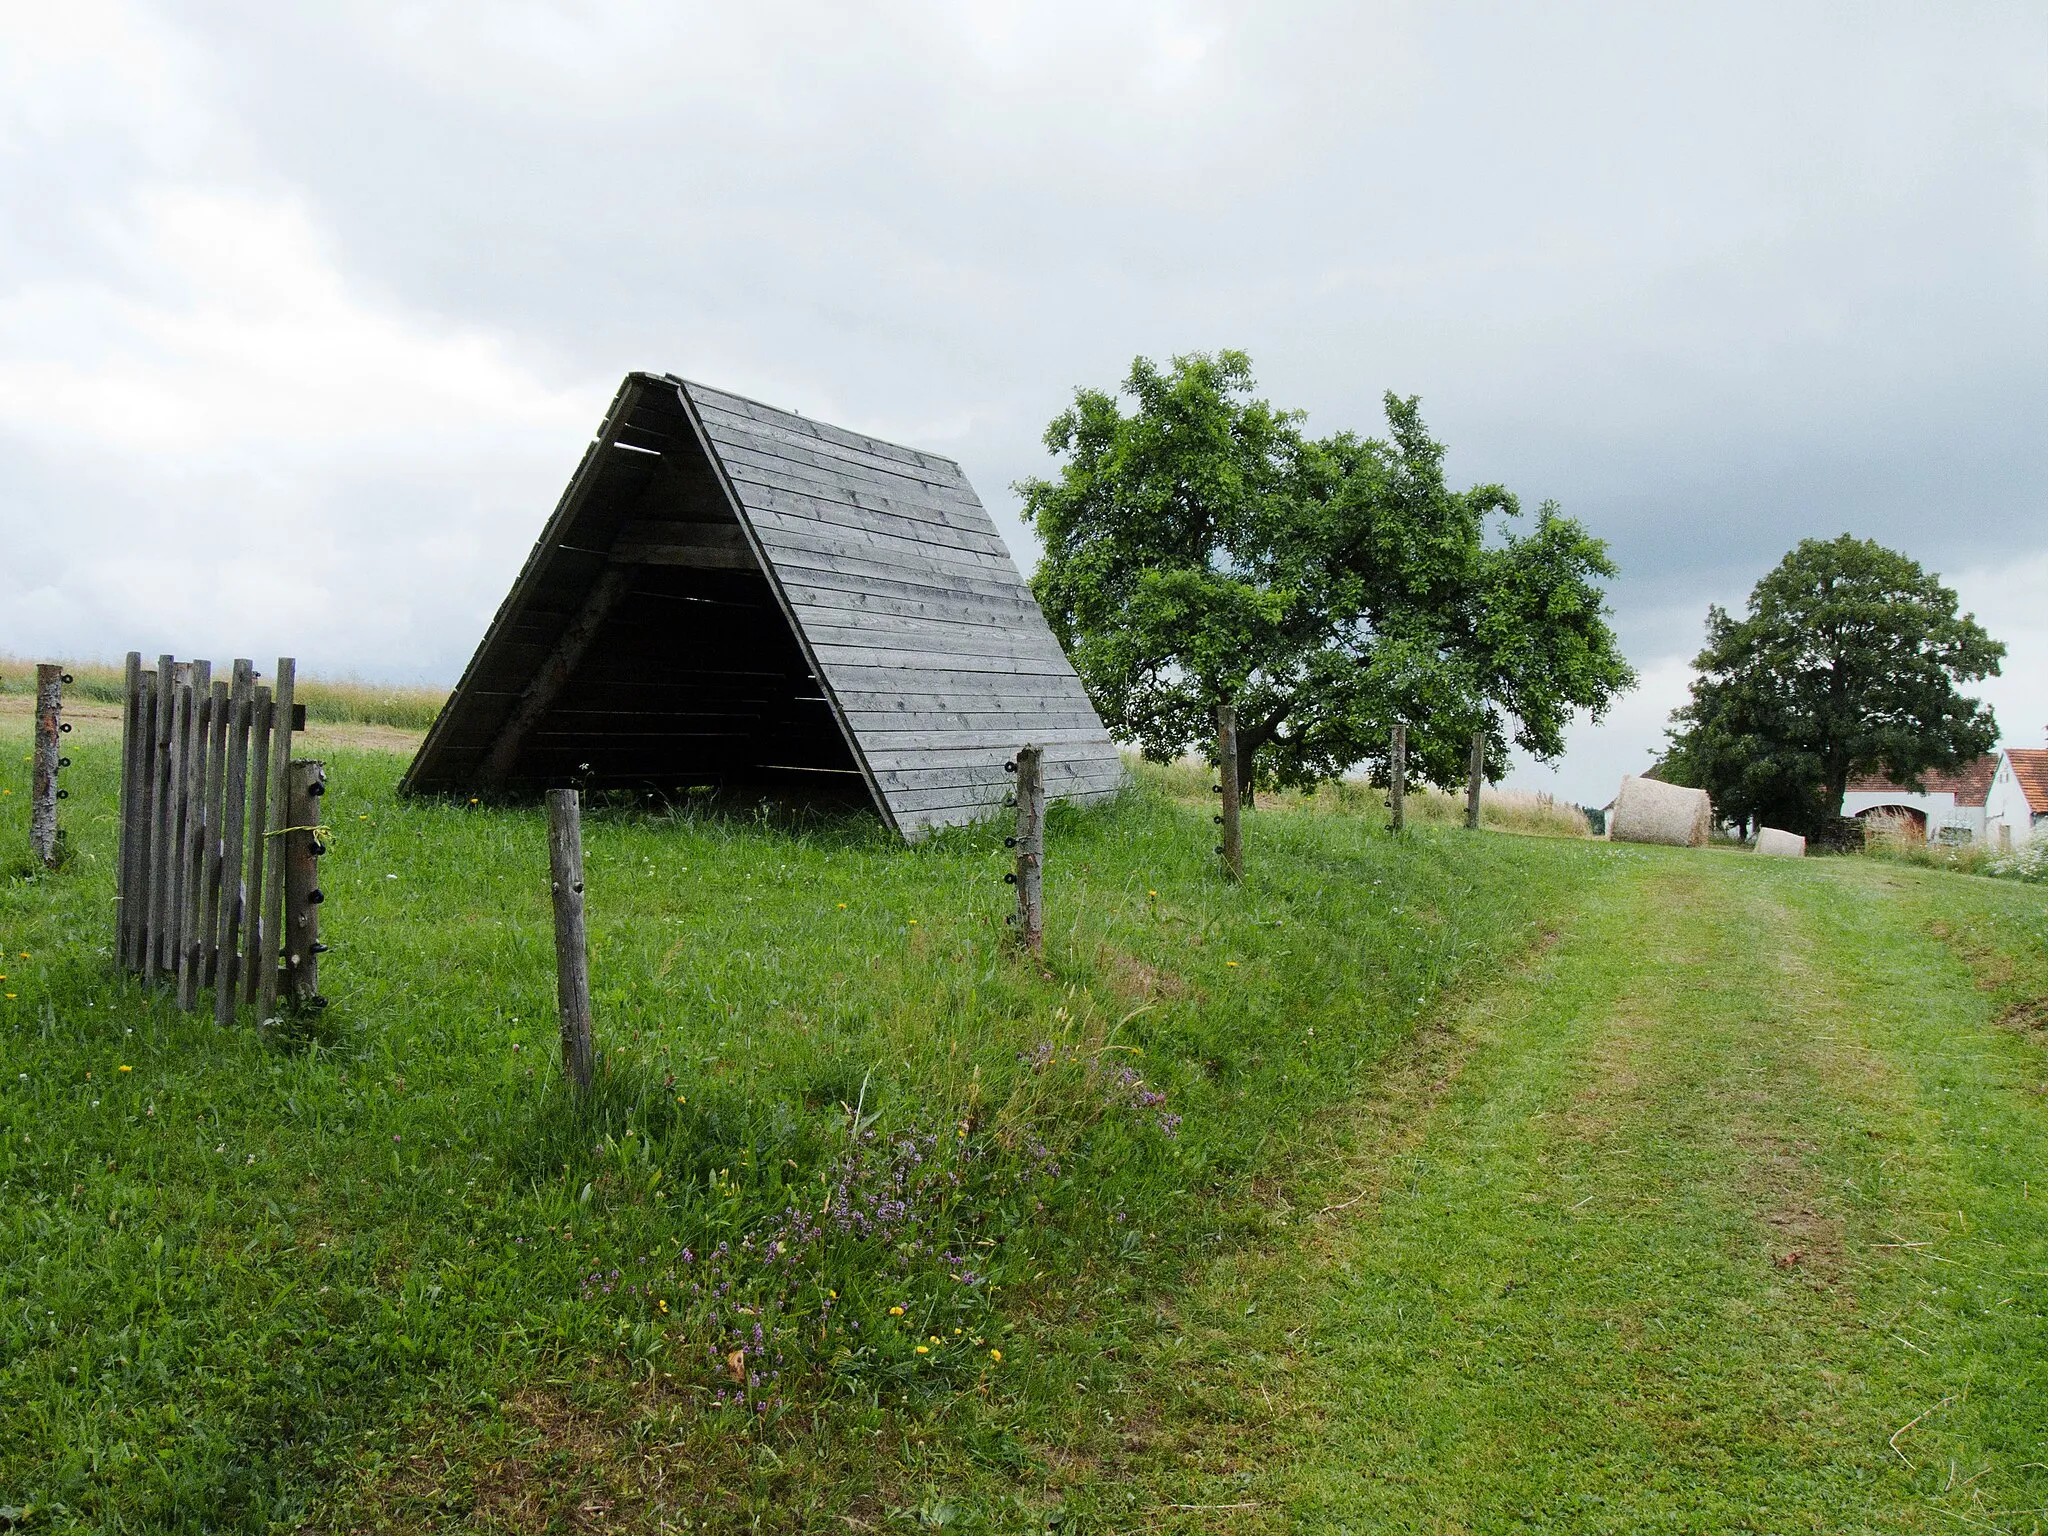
<box><xmin>1019</xmin><ymin>351</ymin><xmax>1633</xmax><ymax>796</ymax></box>
<box><xmin>1665</xmin><ymin>536</ymin><xmax>2004</xmax><ymax>833</ymax></box>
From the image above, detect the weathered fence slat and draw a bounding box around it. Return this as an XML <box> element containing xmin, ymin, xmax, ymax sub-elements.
<box><xmin>198</xmin><ymin>677</ymin><xmax>232</xmax><ymax>988</ymax></box>
<box><xmin>164</xmin><ymin>673</ymin><xmax>195</xmax><ymax>985</ymax></box>
<box><xmin>547</xmin><ymin>788</ymin><xmax>596</xmax><ymax>1091</ymax></box>
<box><xmin>146</xmin><ymin>659</ymin><xmax>180</xmax><ymax>982</ymax></box>
<box><xmin>177</xmin><ymin>670</ymin><xmax>218</xmax><ymax>1011</ymax></box>
<box><xmin>121</xmin><ymin>663</ymin><xmax>155</xmax><ymax>969</ymax></box>
<box><xmin>214</xmin><ymin>665</ymin><xmax>255</xmax><ymax>1027</ymax></box>
<box><xmin>116</xmin><ymin>654</ymin><xmax>140</xmax><ymax>951</ymax></box>
<box><xmin>112</xmin><ymin>653</ymin><xmax>318</xmax><ymax>1021</ymax></box>
<box><xmin>241</xmin><ymin>684</ymin><xmax>275</xmax><ymax>1007</ymax></box>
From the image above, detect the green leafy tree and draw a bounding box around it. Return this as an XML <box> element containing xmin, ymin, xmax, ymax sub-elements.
<box><xmin>1019</xmin><ymin>351</ymin><xmax>1634</xmax><ymax>797</ymax></box>
<box><xmin>1665</xmin><ymin>536</ymin><xmax>2004</xmax><ymax>833</ymax></box>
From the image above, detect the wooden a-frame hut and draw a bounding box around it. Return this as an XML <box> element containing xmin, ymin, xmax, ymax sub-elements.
<box><xmin>401</xmin><ymin>372</ymin><xmax>1124</xmax><ymax>838</ymax></box>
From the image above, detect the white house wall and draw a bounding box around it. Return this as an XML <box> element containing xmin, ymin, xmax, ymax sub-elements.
<box><xmin>1841</xmin><ymin>789</ymin><xmax>1986</xmax><ymax>844</ymax></box>
<box><xmin>1985</xmin><ymin>755</ymin><xmax>2046</xmax><ymax>849</ymax></box>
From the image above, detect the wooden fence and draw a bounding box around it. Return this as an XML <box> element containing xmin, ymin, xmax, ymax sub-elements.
<box><xmin>115</xmin><ymin>653</ymin><xmax>326</xmax><ymax>1023</ymax></box>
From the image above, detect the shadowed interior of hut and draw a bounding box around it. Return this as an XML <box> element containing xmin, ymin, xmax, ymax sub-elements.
<box><xmin>426</xmin><ymin>384</ymin><xmax>868</xmax><ymax>805</ymax></box>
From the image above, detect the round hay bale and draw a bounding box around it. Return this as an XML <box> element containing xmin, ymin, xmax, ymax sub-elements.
<box><xmin>1754</xmin><ymin>826</ymin><xmax>1805</xmax><ymax>857</ymax></box>
<box><xmin>1609</xmin><ymin>775</ymin><xmax>1713</xmax><ymax>848</ymax></box>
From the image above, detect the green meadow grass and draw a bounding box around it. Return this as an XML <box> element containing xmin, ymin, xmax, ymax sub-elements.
<box><xmin>0</xmin><ymin>726</ymin><xmax>1601</xmax><ymax>1529</ymax></box>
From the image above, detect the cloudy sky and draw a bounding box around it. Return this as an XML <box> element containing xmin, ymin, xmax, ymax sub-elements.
<box><xmin>4</xmin><ymin>1</ymin><xmax>2044</xmax><ymax>803</ymax></box>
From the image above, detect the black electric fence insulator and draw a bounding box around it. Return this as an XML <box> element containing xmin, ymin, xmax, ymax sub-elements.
<box><xmin>58</xmin><ymin>757</ymin><xmax>70</xmax><ymax>768</ymax></box>
<box><xmin>310</xmin><ymin>942</ymin><xmax>330</xmax><ymax>955</ymax></box>
<box><xmin>1211</xmin><ymin>783</ymin><xmax>1221</xmax><ymax>793</ymax></box>
<box><xmin>56</xmin><ymin>789</ymin><xmax>68</xmax><ymax>800</ymax></box>
<box><xmin>1004</xmin><ymin>760</ymin><xmax>1017</xmax><ymax>773</ymax></box>
<box><xmin>310</xmin><ymin>840</ymin><xmax>326</xmax><ymax>857</ymax></box>
<box><xmin>1004</xmin><ymin>836</ymin><xmax>1017</xmax><ymax>848</ymax></box>
<box><xmin>61</xmin><ymin>673</ymin><xmax>73</xmax><ymax>685</ymax></box>
<box><xmin>308</xmin><ymin>889</ymin><xmax>325</xmax><ymax>905</ymax></box>
<box><xmin>1213</xmin><ymin>814</ymin><xmax>1223</xmax><ymax>824</ymax></box>
<box><xmin>308</xmin><ymin>781</ymin><xmax>325</xmax><ymax>797</ymax></box>
<box><xmin>1003</xmin><ymin>872</ymin><xmax>1018</xmax><ymax>884</ymax></box>
<box><xmin>59</xmin><ymin>723</ymin><xmax>71</xmax><ymax>734</ymax></box>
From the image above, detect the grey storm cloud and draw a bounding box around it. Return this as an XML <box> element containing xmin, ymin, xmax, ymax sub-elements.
<box><xmin>4</xmin><ymin>1</ymin><xmax>2045</xmax><ymax>800</ymax></box>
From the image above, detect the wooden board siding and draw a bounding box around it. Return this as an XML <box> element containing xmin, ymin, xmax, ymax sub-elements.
<box><xmin>402</xmin><ymin>372</ymin><xmax>1124</xmax><ymax>838</ymax></box>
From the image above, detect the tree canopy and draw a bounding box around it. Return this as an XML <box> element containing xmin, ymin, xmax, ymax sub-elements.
<box><xmin>1019</xmin><ymin>351</ymin><xmax>1633</xmax><ymax>795</ymax></box>
<box><xmin>1664</xmin><ymin>536</ymin><xmax>2004</xmax><ymax>834</ymax></box>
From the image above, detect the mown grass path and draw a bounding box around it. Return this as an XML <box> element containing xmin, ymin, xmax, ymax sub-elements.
<box><xmin>1090</xmin><ymin>853</ymin><xmax>2048</xmax><ymax>1535</ymax></box>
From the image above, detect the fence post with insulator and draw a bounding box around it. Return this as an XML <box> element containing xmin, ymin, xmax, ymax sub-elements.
<box><xmin>280</xmin><ymin>758</ymin><xmax>327</xmax><ymax>1012</ymax></box>
<box><xmin>1216</xmin><ymin>703</ymin><xmax>1243</xmax><ymax>882</ymax></box>
<box><xmin>256</xmin><ymin>659</ymin><xmax>297</xmax><ymax>1019</ymax></box>
<box><xmin>546</xmin><ymin>788</ymin><xmax>596</xmax><ymax>1092</ymax></box>
<box><xmin>1006</xmin><ymin>745</ymin><xmax>1045</xmax><ymax>955</ymax></box>
<box><xmin>30</xmin><ymin>664</ymin><xmax>66</xmax><ymax>869</ymax></box>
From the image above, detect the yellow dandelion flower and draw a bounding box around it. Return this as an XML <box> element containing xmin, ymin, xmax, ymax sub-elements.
<box><xmin>915</xmin><ymin>1345</ymin><xmax>928</xmax><ymax>1354</ymax></box>
<box><xmin>837</xmin><ymin>902</ymin><xmax>847</xmax><ymax>909</ymax></box>
<box><xmin>989</xmin><ymin>1348</ymin><xmax>1002</xmax><ymax>1362</ymax></box>
<box><xmin>908</xmin><ymin>918</ymin><xmax>918</xmax><ymax>925</ymax></box>
<box><xmin>1226</xmin><ymin>960</ymin><xmax>1240</xmax><ymax>967</ymax></box>
<box><xmin>658</xmin><ymin>1299</ymin><xmax>669</xmax><ymax>1313</ymax></box>
<box><xmin>4</xmin><ymin>994</ymin><xmax>13</xmax><ymax>1000</ymax></box>
<box><xmin>676</xmin><ymin>1095</ymin><xmax>687</xmax><ymax>1104</ymax></box>
<box><xmin>119</xmin><ymin>1065</ymin><xmax>131</xmax><ymax>1072</ymax></box>
<box><xmin>889</xmin><ymin>1305</ymin><xmax>904</xmax><ymax>1316</ymax></box>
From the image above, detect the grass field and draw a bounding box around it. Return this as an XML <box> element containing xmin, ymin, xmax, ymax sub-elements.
<box><xmin>2</xmin><ymin>714</ymin><xmax>2045</xmax><ymax>1532</ymax></box>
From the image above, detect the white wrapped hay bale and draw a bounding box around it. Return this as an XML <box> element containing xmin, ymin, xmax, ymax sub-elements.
<box><xmin>1754</xmin><ymin>826</ymin><xmax>1805</xmax><ymax>858</ymax></box>
<box><xmin>1609</xmin><ymin>775</ymin><xmax>1713</xmax><ymax>848</ymax></box>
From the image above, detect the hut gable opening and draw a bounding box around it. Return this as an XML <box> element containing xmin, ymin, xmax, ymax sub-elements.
<box><xmin>403</xmin><ymin>372</ymin><xmax>1125</xmax><ymax>836</ymax></box>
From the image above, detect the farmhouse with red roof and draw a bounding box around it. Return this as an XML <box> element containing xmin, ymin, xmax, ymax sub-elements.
<box><xmin>1986</xmin><ymin>740</ymin><xmax>2048</xmax><ymax>850</ymax></box>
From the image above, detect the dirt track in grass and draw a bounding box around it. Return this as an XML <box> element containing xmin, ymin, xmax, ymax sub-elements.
<box><xmin>1047</xmin><ymin>852</ymin><xmax>2048</xmax><ymax>1534</ymax></box>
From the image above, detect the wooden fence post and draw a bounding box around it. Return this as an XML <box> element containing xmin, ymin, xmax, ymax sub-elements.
<box><xmin>1465</xmin><ymin>729</ymin><xmax>1486</xmax><ymax>831</ymax></box>
<box><xmin>546</xmin><ymin>788</ymin><xmax>596</xmax><ymax>1092</ymax></box>
<box><xmin>1389</xmin><ymin>721</ymin><xmax>1407</xmax><ymax>834</ymax></box>
<box><xmin>280</xmin><ymin>759</ymin><xmax>326</xmax><ymax>1010</ymax></box>
<box><xmin>1216</xmin><ymin>703</ymin><xmax>1243</xmax><ymax>883</ymax></box>
<box><xmin>147</xmin><ymin>657</ymin><xmax>179</xmax><ymax>982</ymax></box>
<box><xmin>30</xmin><ymin>664</ymin><xmax>63</xmax><ymax>869</ymax></box>
<box><xmin>256</xmin><ymin>659</ymin><xmax>296</xmax><ymax>1019</ymax></box>
<box><xmin>1010</xmin><ymin>745</ymin><xmax>1045</xmax><ymax>955</ymax></box>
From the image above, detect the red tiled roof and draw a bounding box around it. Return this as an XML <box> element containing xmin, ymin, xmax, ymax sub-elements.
<box><xmin>2008</xmin><ymin>749</ymin><xmax>2048</xmax><ymax>813</ymax></box>
<box><xmin>1846</xmin><ymin>755</ymin><xmax>1999</xmax><ymax>807</ymax></box>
